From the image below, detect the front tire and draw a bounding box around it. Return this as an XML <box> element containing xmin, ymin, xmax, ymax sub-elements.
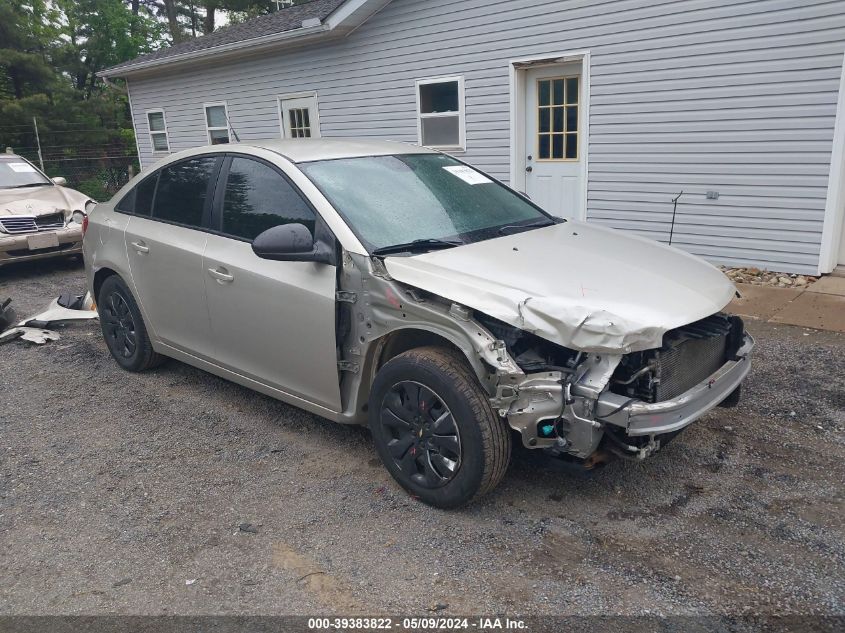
<box><xmin>368</xmin><ymin>347</ymin><xmax>511</xmax><ymax>508</ymax></box>
<box><xmin>98</xmin><ymin>275</ymin><xmax>165</xmax><ymax>372</ymax></box>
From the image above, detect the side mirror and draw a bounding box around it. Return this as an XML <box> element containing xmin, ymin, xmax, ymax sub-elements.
<box><xmin>52</xmin><ymin>177</ymin><xmax>67</xmax><ymax>186</ymax></box>
<box><xmin>252</xmin><ymin>223</ymin><xmax>333</xmax><ymax>264</ymax></box>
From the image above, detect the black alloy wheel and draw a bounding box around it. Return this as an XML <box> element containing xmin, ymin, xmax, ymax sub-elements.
<box><xmin>101</xmin><ymin>290</ymin><xmax>137</xmax><ymax>359</ymax></box>
<box><xmin>380</xmin><ymin>380</ymin><xmax>462</xmax><ymax>488</ymax></box>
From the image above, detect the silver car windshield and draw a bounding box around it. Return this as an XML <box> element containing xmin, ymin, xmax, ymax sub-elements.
<box><xmin>300</xmin><ymin>153</ymin><xmax>552</xmax><ymax>252</ymax></box>
<box><xmin>0</xmin><ymin>159</ymin><xmax>51</xmax><ymax>189</ymax></box>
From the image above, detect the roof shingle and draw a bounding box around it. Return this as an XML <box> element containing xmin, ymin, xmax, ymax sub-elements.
<box><xmin>103</xmin><ymin>0</ymin><xmax>346</xmax><ymax>74</ymax></box>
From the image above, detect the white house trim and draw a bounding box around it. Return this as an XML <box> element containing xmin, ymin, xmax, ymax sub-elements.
<box><xmin>125</xmin><ymin>78</ymin><xmax>143</xmax><ymax>169</ymax></box>
<box><xmin>414</xmin><ymin>75</ymin><xmax>466</xmax><ymax>152</ymax></box>
<box><xmin>203</xmin><ymin>101</ymin><xmax>231</xmax><ymax>144</ymax></box>
<box><xmin>144</xmin><ymin>108</ymin><xmax>171</xmax><ymax>154</ymax></box>
<box><xmin>508</xmin><ymin>50</ymin><xmax>591</xmax><ymax>222</ymax></box>
<box><xmin>818</xmin><ymin>52</ymin><xmax>845</xmax><ymax>275</ymax></box>
<box><xmin>276</xmin><ymin>91</ymin><xmax>321</xmax><ymax>139</ymax></box>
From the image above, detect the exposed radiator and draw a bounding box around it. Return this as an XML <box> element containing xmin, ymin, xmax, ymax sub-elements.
<box><xmin>612</xmin><ymin>313</ymin><xmax>743</xmax><ymax>403</ymax></box>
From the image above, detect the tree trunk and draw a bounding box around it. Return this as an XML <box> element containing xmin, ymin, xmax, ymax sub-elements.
<box><xmin>163</xmin><ymin>0</ymin><xmax>184</xmax><ymax>42</ymax></box>
<box><xmin>203</xmin><ymin>1</ymin><xmax>216</xmax><ymax>34</ymax></box>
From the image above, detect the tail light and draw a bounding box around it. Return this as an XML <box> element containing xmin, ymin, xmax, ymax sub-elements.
<box><xmin>81</xmin><ymin>214</ymin><xmax>89</xmax><ymax>237</ymax></box>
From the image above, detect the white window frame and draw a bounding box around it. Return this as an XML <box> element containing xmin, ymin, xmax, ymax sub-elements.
<box><xmin>415</xmin><ymin>75</ymin><xmax>466</xmax><ymax>152</ymax></box>
<box><xmin>203</xmin><ymin>101</ymin><xmax>231</xmax><ymax>145</ymax></box>
<box><xmin>146</xmin><ymin>108</ymin><xmax>170</xmax><ymax>154</ymax></box>
<box><xmin>276</xmin><ymin>91</ymin><xmax>322</xmax><ymax>139</ymax></box>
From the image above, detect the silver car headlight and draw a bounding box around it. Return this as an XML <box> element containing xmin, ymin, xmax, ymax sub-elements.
<box><xmin>70</xmin><ymin>210</ymin><xmax>86</xmax><ymax>225</ymax></box>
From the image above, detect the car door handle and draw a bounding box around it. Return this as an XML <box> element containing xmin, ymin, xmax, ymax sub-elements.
<box><xmin>208</xmin><ymin>267</ymin><xmax>234</xmax><ymax>283</ymax></box>
<box><xmin>130</xmin><ymin>241</ymin><xmax>149</xmax><ymax>254</ymax></box>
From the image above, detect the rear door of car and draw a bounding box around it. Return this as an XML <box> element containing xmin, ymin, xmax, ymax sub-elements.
<box><xmin>202</xmin><ymin>154</ymin><xmax>341</xmax><ymax>411</ymax></box>
<box><xmin>123</xmin><ymin>155</ymin><xmax>222</xmax><ymax>358</ymax></box>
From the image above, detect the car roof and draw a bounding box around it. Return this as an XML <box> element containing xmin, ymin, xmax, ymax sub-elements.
<box><xmin>0</xmin><ymin>154</ymin><xmax>25</xmax><ymax>161</ymax></box>
<box><xmin>187</xmin><ymin>139</ymin><xmax>436</xmax><ymax>164</ymax></box>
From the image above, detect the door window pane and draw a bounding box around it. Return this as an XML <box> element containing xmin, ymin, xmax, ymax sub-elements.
<box><xmin>536</xmin><ymin>75</ymin><xmax>579</xmax><ymax>161</ymax></box>
<box><xmin>222</xmin><ymin>157</ymin><xmax>316</xmax><ymax>241</ymax></box>
<box><xmin>288</xmin><ymin>108</ymin><xmax>312</xmax><ymax>138</ymax></box>
<box><xmin>152</xmin><ymin>157</ymin><xmax>217</xmax><ymax>227</ymax></box>
<box><xmin>134</xmin><ymin>174</ymin><xmax>158</xmax><ymax>216</ymax></box>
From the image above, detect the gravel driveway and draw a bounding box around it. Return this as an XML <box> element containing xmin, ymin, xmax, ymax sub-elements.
<box><xmin>1</xmin><ymin>259</ymin><xmax>843</xmax><ymax>618</ymax></box>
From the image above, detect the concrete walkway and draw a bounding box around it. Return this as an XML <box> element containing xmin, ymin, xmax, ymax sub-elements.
<box><xmin>728</xmin><ymin>275</ymin><xmax>845</xmax><ymax>333</ymax></box>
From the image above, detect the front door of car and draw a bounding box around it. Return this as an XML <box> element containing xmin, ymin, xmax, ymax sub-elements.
<box><xmin>124</xmin><ymin>156</ymin><xmax>220</xmax><ymax>357</ymax></box>
<box><xmin>202</xmin><ymin>155</ymin><xmax>341</xmax><ymax>412</ymax></box>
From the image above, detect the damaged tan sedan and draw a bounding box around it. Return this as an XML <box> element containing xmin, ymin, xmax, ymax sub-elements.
<box><xmin>0</xmin><ymin>154</ymin><xmax>93</xmax><ymax>265</ymax></box>
<box><xmin>84</xmin><ymin>140</ymin><xmax>753</xmax><ymax>508</ymax></box>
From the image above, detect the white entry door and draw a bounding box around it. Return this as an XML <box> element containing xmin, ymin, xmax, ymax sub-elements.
<box><xmin>279</xmin><ymin>95</ymin><xmax>321</xmax><ymax>139</ymax></box>
<box><xmin>523</xmin><ymin>64</ymin><xmax>582</xmax><ymax>218</ymax></box>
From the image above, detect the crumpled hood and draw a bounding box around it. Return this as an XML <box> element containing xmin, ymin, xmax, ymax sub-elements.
<box><xmin>384</xmin><ymin>221</ymin><xmax>736</xmax><ymax>353</ymax></box>
<box><xmin>0</xmin><ymin>185</ymin><xmax>90</xmax><ymax>218</ymax></box>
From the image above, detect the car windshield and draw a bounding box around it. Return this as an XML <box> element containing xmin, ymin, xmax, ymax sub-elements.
<box><xmin>0</xmin><ymin>159</ymin><xmax>51</xmax><ymax>189</ymax></box>
<box><xmin>299</xmin><ymin>153</ymin><xmax>554</xmax><ymax>253</ymax></box>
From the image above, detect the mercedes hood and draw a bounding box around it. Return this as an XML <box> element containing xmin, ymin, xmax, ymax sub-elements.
<box><xmin>383</xmin><ymin>221</ymin><xmax>736</xmax><ymax>354</ymax></box>
<box><xmin>0</xmin><ymin>184</ymin><xmax>91</xmax><ymax>218</ymax></box>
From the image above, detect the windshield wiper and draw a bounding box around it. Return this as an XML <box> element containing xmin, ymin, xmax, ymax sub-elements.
<box><xmin>372</xmin><ymin>238</ymin><xmax>464</xmax><ymax>256</ymax></box>
<box><xmin>497</xmin><ymin>218</ymin><xmax>557</xmax><ymax>236</ymax></box>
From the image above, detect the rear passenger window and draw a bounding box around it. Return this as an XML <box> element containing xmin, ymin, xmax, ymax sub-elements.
<box><xmin>152</xmin><ymin>157</ymin><xmax>218</xmax><ymax>227</ymax></box>
<box><xmin>115</xmin><ymin>174</ymin><xmax>156</xmax><ymax>216</ymax></box>
<box><xmin>222</xmin><ymin>157</ymin><xmax>315</xmax><ymax>241</ymax></box>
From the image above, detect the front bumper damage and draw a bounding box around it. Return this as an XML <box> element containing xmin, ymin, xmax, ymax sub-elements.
<box><xmin>0</xmin><ymin>225</ymin><xmax>83</xmax><ymax>265</ymax></box>
<box><xmin>498</xmin><ymin>333</ymin><xmax>754</xmax><ymax>460</ymax></box>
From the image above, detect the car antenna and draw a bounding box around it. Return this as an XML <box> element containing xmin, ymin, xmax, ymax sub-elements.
<box><xmin>224</xmin><ymin>111</ymin><xmax>241</xmax><ymax>143</ymax></box>
<box><xmin>668</xmin><ymin>190</ymin><xmax>683</xmax><ymax>246</ymax></box>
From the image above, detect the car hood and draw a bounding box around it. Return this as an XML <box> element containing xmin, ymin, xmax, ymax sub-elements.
<box><xmin>0</xmin><ymin>184</ymin><xmax>91</xmax><ymax>218</ymax></box>
<box><xmin>383</xmin><ymin>221</ymin><xmax>736</xmax><ymax>353</ymax></box>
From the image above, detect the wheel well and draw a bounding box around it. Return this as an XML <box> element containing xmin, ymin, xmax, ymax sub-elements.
<box><xmin>376</xmin><ymin>329</ymin><xmax>462</xmax><ymax>371</ymax></box>
<box><xmin>93</xmin><ymin>268</ymin><xmax>118</xmax><ymax>301</ymax></box>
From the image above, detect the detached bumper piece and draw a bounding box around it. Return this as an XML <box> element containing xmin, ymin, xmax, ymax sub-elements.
<box><xmin>596</xmin><ymin>333</ymin><xmax>754</xmax><ymax>438</ymax></box>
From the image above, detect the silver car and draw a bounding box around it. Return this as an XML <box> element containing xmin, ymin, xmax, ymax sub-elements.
<box><xmin>84</xmin><ymin>140</ymin><xmax>753</xmax><ymax>508</ymax></box>
<box><xmin>0</xmin><ymin>154</ymin><xmax>93</xmax><ymax>266</ymax></box>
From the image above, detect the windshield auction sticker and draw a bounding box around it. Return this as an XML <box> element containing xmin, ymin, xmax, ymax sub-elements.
<box><xmin>7</xmin><ymin>162</ymin><xmax>38</xmax><ymax>173</ymax></box>
<box><xmin>443</xmin><ymin>165</ymin><xmax>492</xmax><ymax>185</ymax></box>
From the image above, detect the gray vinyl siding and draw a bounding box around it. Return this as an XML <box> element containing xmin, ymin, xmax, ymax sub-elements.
<box><xmin>127</xmin><ymin>0</ymin><xmax>845</xmax><ymax>274</ymax></box>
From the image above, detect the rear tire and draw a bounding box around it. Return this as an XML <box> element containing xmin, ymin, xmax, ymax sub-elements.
<box><xmin>98</xmin><ymin>275</ymin><xmax>165</xmax><ymax>372</ymax></box>
<box><xmin>368</xmin><ymin>346</ymin><xmax>511</xmax><ymax>508</ymax></box>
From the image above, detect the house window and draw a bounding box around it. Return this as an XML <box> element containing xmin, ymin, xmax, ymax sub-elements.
<box><xmin>288</xmin><ymin>108</ymin><xmax>312</xmax><ymax>138</ymax></box>
<box><xmin>146</xmin><ymin>110</ymin><xmax>169</xmax><ymax>153</ymax></box>
<box><xmin>536</xmin><ymin>76</ymin><xmax>578</xmax><ymax>160</ymax></box>
<box><xmin>416</xmin><ymin>76</ymin><xmax>465</xmax><ymax>151</ymax></box>
<box><xmin>204</xmin><ymin>102</ymin><xmax>231</xmax><ymax>145</ymax></box>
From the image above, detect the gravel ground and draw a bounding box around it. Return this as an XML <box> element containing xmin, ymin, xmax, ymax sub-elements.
<box><xmin>1</xmin><ymin>259</ymin><xmax>843</xmax><ymax>618</ymax></box>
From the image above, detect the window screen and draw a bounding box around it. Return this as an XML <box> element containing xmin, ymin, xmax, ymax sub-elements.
<box><xmin>152</xmin><ymin>157</ymin><xmax>217</xmax><ymax>227</ymax></box>
<box><xmin>222</xmin><ymin>157</ymin><xmax>315</xmax><ymax>241</ymax></box>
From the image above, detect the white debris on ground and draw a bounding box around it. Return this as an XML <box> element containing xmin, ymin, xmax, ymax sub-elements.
<box><xmin>720</xmin><ymin>266</ymin><xmax>818</xmax><ymax>288</ymax></box>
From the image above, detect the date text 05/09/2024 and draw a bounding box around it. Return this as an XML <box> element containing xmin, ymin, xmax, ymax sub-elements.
<box><xmin>307</xmin><ymin>617</ymin><xmax>528</xmax><ymax>630</ymax></box>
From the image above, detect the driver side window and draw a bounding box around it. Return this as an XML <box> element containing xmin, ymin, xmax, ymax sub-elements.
<box><xmin>221</xmin><ymin>157</ymin><xmax>315</xmax><ymax>241</ymax></box>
